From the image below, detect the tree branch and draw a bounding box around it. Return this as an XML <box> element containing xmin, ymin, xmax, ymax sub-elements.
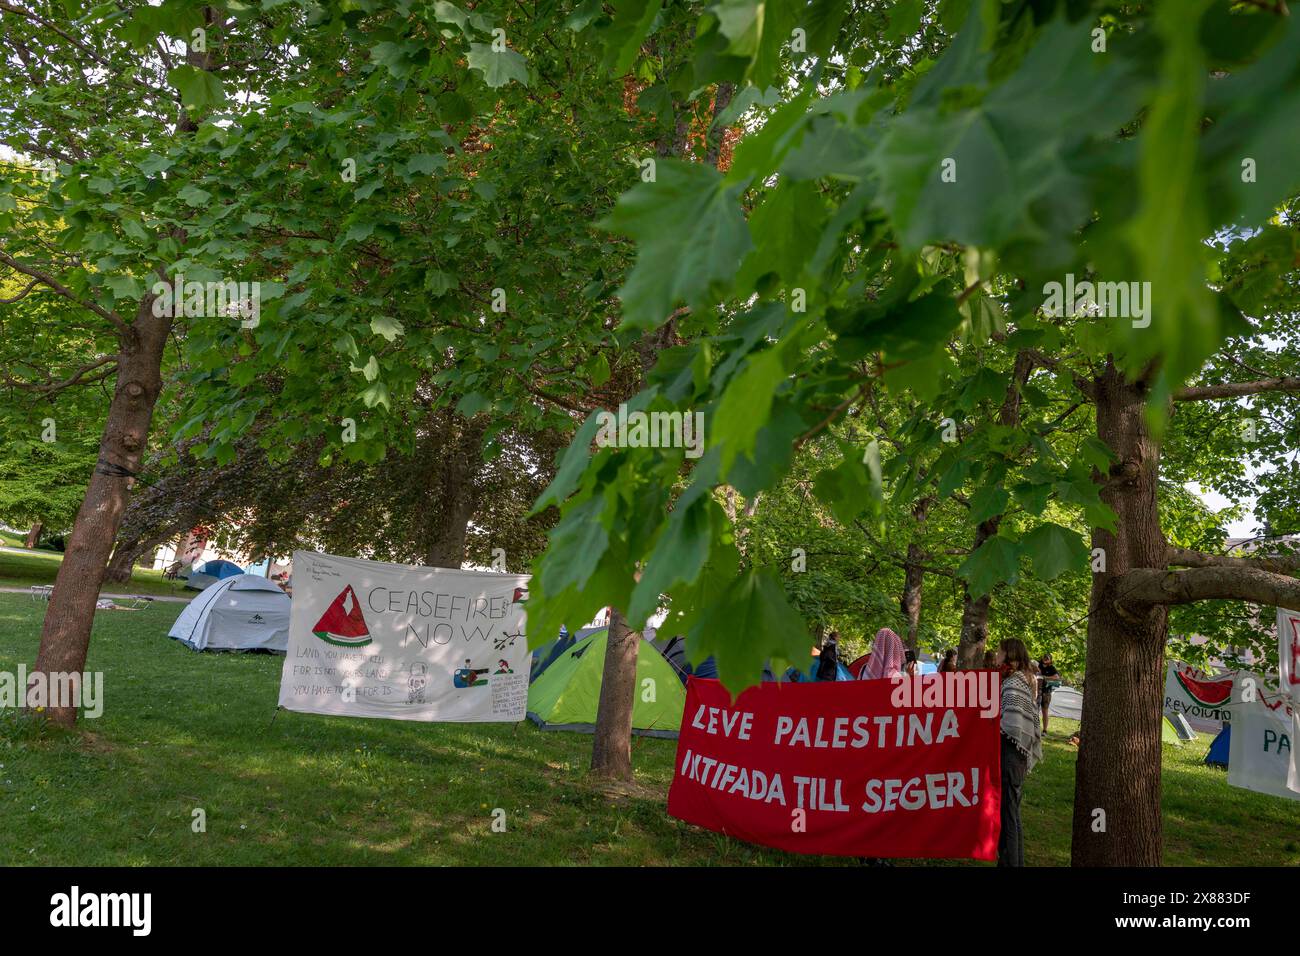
<box><xmin>1</xmin><ymin>355</ymin><xmax>117</xmax><ymax>394</ymax></box>
<box><xmin>1174</xmin><ymin>377</ymin><xmax>1300</xmax><ymax>401</ymax></box>
<box><xmin>0</xmin><ymin>251</ymin><xmax>130</xmax><ymax>334</ymax></box>
<box><xmin>1167</xmin><ymin>545</ymin><xmax>1300</xmax><ymax>575</ymax></box>
<box><xmin>1118</xmin><ymin>566</ymin><xmax>1300</xmax><ymax>613</ymax></box>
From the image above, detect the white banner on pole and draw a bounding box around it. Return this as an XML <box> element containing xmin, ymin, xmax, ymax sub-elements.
<box><xmin>278</xmin><ymin>551</ymin><xmax>530</xmax><ymax>723</ymax></box>
<box><xmin>1278</xmin><ymin>607</ymin><xmax>1300</xmax><ymax>794</ymax></box>
<box><xmin>1227</xmin><ymin>672</ymin><xmax>1298</xmax><ymax>802</ymax></box>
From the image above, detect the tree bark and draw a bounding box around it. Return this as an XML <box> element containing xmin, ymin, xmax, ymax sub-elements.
<box><xmin>419</xmin><ymin>411</ymin><xmax>486</xmax><ymax>569</ymax></box>
<box><xmin>590</xmin><ymin>607</ymin><xmax>640</xmax><ymax>780</ymax></box>
<box><xmin>104</xmin><ymin>526</ymin><xmax>174</xmax><ymax>584</ymax></box>
<box><xmin>28</xmin><ymin>300</ymin><xmax>170</xmax><ymax>724</ymax></box>
<box><xmin>899</xmin><ymin>498</ymin><xmax>931</xmax><ymax>652</ymax></box>
<box><xmin>24</xmin><ymin>522</ymin><xmax>42</xmax><ymax>549</ymax></box>
<box><xmin>1070</xmin><ymin>361</ymin><xmax>1167</xmax><ymax>867</ymax></box>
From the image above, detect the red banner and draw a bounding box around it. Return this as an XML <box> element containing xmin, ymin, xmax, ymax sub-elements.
<box><xmin>667</xmin><ymin>676</ymin><xmax>1002</xmax><ymax>860</ymax></box>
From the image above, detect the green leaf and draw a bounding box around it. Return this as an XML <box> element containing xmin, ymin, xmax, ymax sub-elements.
<box><xmin>533</xmin><ymin>411</ymin><xmax>604</xmax><ymax>512</ymax></box>
<box><xmin>957</xmin><ymin>534</ymin><xmax>1022</xmax><ymax>598</ymax></box>
<box><xmin>712</xmin><ymin>346</ymin><xmax>787</xmax><ymax>474</ymax></box>
<box><xmin>467</xmin><ymin>44</ymin><xmax>530</xmax><ymax>88</ymax></box>
<box><xmin>177</xmin><ymin>184</ymin><xmax>211</xmax><ymax>207</ymax></box>
<box><xmin>685</xmin><ymin>567</ymin><xmax>810</xmax><ymax>693</ymax></box>
<box><xmin>628</xmin><ymin>496</ymin><xmax>715</xmax><ymax>624</ymax></box>
<box><xmin>600</xmin><ymin>0</ymin><xmax>662</xmax><ymax>75</ymax></box>
<box><xmin>586</xmin><ymin>352</ymin><xmax>611</xmax><ymax>386</ymax></box>
<box><xmin>1020</xmin><ymin>522</ymin><xmax>1088</xmax><ymax>581</ymax></box>
<box><xmin>370</xmin><ymin>314</ymin><xmax>405</xmax><ymax>341</ymax></box>
<box><xmin>603</xmin><ymin>160</ymin><xmax>752</xmax><ymax>329</ymax></box>
<box><xmin>456</xmin><ymin>392</ymin><xmax>491</xmax><ymax>417</ymax></box>
<box><xmin>539</xmin><ymin>496</ymin><xmax>611</xmax><ymax>594</ymax></box>
<box><xmin>968</xmin><ymin>482</ymin><xmax>1010</xmax><ymax>524</ymax></box>
<box><xmin>360</xmin><ymin>380</ymin><xmax>390</xmax><ymax>410</ymax></box>
<box><xmin>812</xmin><ymin>440</ymin><xmax>883</xmax><ymax>526</ymax></box>
<box><xmin>167</xmin><ymin>65</ymin><xmax>225</xmax><ymax>112</ymax></box>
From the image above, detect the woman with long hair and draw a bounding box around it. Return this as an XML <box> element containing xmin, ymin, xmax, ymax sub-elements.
<box><xmin>996</xmin><ymin>637</ymin><xmax>1042</xmax><ymax>867</ymax></box>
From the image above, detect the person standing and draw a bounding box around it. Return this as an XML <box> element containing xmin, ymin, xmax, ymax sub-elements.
<box><xmin>815</xmin><ymin>631</ymin><xmax>841</xmax><ymax>681</ymax></box>
<box><xmin>860</xmin><ymin>628</ymin><xmax>904</xmax><ymax>680</ymax></box>
<box><xmin>996</xmin><ymin>637</ymin><xmax>1041</xmax><ymax>867</ymax></box>
<box><xmin>940</xmin><ymin>649</ymin><xmax>958</xmax><ymax>673</ymax></box>
<box><xmin>1038</xmin><ymin>653</ymin><xmax>1061</xmax><ymax>733</ymax></box>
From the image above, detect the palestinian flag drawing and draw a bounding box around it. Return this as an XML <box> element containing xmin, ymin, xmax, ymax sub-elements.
<box><xmin>1174</xmin><ymin>668</ymin><xmax>1233</xmax><ymax>707</ymax></box>
<box><xmin>312</xmin><ymin>584</ymin><xmax>372</xmax><ymax>647</ymax></box>
<box><xmin>511</xmin><ymin>586</ymin><xmax>528</xmax><ymax>604</ymax></box>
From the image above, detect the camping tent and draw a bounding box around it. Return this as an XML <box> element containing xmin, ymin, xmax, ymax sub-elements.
<box><xmin>527</xmin><ymin>628</ymin><xmax>685</xmax><ymax>737</ymax></box>
<box><xmin>530</xmin><ymin>626</ymin><xmax>608</xmax><ymax>681</ymax></box>
<box><xmin>1161</xmin><ymin>715</ymin><xmax>1184</xmax><ymax>746</ymax></box>
<box><xmin>1165</xmin><ymin>711</ymin><xmax>1196</xmax><ymax>742</ymax></box>
<box><xmin>185</xmin><ymin>558</ymin><xmax>245</xmax><ymax>591</ymax></box>
<box><xmin>168</xmin><ymin>574</ymin><xmax>290</xmax><ymax>652</ymax></box>
<box><xmin>1047</xmin><ymin>685</ymin><xmax>1083</xmax><ymax>721</ymax></box>
<box><xmin>1205</xmin><ymin>725</ymin><xmax>1231</xmax><ymax>768</ymax></box>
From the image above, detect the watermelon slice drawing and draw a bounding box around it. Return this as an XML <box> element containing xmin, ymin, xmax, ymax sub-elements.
<box><xmin>312</xmin><ymin>584</ymin><xmax>371</xmax><ymax>648</ymax></box>
<box><xmin>1174</xmin><ymin>668</ymin><xmax>1232</xmax><ymax>707</ymax></box>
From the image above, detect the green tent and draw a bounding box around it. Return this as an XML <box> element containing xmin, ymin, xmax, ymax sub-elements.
<box><xmin>1161</xmin><ymin>716</ymin><xmax>1184</xmax><ymax>746</ymax></box>
<box><xmin>527</xmin><ymin>628</ymin><xmax>685</xmax><ymax>738</ymax></box>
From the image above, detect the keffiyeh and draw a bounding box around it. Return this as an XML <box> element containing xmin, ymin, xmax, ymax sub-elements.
<box><xmin>1001</xmin><ymin>670</ymin><xmax>1042</xmax><ymax>772</ymax></box>
<box><xmin>861</xmin><ymin>628</ymin><xmax>904</xmax><ymax>681</ymax></box>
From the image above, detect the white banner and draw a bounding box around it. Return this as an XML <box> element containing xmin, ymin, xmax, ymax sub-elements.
<box><xmin>1164</xmin><ymin>661</ymin><xmax>1236</xmax><ymax>732</ymax></box>
<box><xmin>278</xmin><ymin>551</ymin><xmax>530</xmax><ymax>723</ymax></box>
<box><xmin>1227</xmin><ymin>673</ymin><xmax>1298</xmax><ymax>802</ymax></box>
<box><xmin>1279</xmin><ymin>608</ymin><xmax>1300</xmax><ymax>697</ymax></box>
<box><xmin>1278</xmin><ymin>608</ymin><xmax>1300</xmax><ymax>794</ymax></box>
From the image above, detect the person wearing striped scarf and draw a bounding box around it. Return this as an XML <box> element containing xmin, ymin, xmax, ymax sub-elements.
<box><xmin>996</xmin><ymin>638</ymin><xmax>1042</xmax><ymax>867</ymax></box>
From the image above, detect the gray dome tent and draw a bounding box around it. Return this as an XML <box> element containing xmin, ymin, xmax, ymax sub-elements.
<box><xmin>168</xmin><ymin>574</ymin><xmax>290</xmax><ymax>652</ymax></box>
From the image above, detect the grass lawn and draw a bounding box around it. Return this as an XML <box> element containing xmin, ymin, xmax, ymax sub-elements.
<box><xmin>1</xmin><ymin>592</ymin><xmax>1296</xmax><ymax>866</ymax></box>
<box><xmin>0</xmin><ymin>547</ymin><xmax>189</xmax><ymax>598</ymax></box>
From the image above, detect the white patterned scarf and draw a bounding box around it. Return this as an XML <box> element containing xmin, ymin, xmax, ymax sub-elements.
<box><xmin>1001</xmin><ymin>670</ymin><xmax>1042</xmax><ymax>772</ymax></box>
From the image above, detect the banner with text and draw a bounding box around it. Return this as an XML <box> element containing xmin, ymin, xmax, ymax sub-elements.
<box><xmin>278</xmin><ymin>551</ymin><xmax>530</xmax><ymax>723</ymax></box>
<box><xmin>1164</xmin><ymin>661</ymin><xmax>1237</xmax><ymax>732</ymax></box>
<box><xmin>667</xmin><ymin>675</ymin><xmax>1002</xmax><ymax>860</ymax></box>
<box><xmin>1227</xmin><ymin>672</ymin><xmax>1298</xmax><ymax>802</ymax></box>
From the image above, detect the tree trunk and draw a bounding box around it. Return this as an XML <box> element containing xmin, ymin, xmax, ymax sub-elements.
<box><xmin>957</xmin><ymin>517</ymin><xmax>999</xmax><ymax>668</ymax></box>
<box><xmin>420</xmin><ymin>412</ymin><xmax>485</xmax><ymax>569</ymax></box>
<box><xmin>1070</xmin><ymin>361</ymin><xmax>1167</xmax><ymax>867</ymax></box>
<box><xmin>104</xmin><ymin>537</ymin><xmax>142</xmax><ymax>584</ymax></box>
<box><xmin>105</xmin><ymin>527</ymin><xmax>173</xmax><ymax>584</ymax></box>
<box><xmin>24</xmin><ymin>522</ymin><xmax>42</xmax><ymax>549</ymax></box>
<box><xmin>590</xmin><ymin>607</ymin><xmax>640</xmax><ymax>780</ymax></box>
<box><xmin>900</xmin><ymin>547</ymin><xmax>925</xmax><ymax>653</ymax></box>
<box><xmin>28</xmin><ymin>303</ymin><xmax>170</xmax><ymax>724</ymax></box>
<box><xmin>423</xmin><ymin>489</ymin><xmax>475</xmax><ymax>568</ymax></box>
<box><xmin>899</xmin><ymin>498</ymin><xmax>931</xmax><ymax>653</ymax></box>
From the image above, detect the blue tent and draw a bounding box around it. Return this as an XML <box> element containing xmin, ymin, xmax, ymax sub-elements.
<box><xmin>531</xmin><ymin>627</ymin><xmax>577</xmax><ymax>681</ymax></box>
<box><xmin>199</xmin><ymin>559</ymin><xmax>243</xmax><ymax>579</ymax></box>
<box><xmin>184</xmin><ymin>559</ymin><xmax>246</xmax><ymax>591</ymax></box>
<box><xmin>1205</xmin><ymin>725</ymin><xmax>1230</xmax><ymax>768</ymax></box>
